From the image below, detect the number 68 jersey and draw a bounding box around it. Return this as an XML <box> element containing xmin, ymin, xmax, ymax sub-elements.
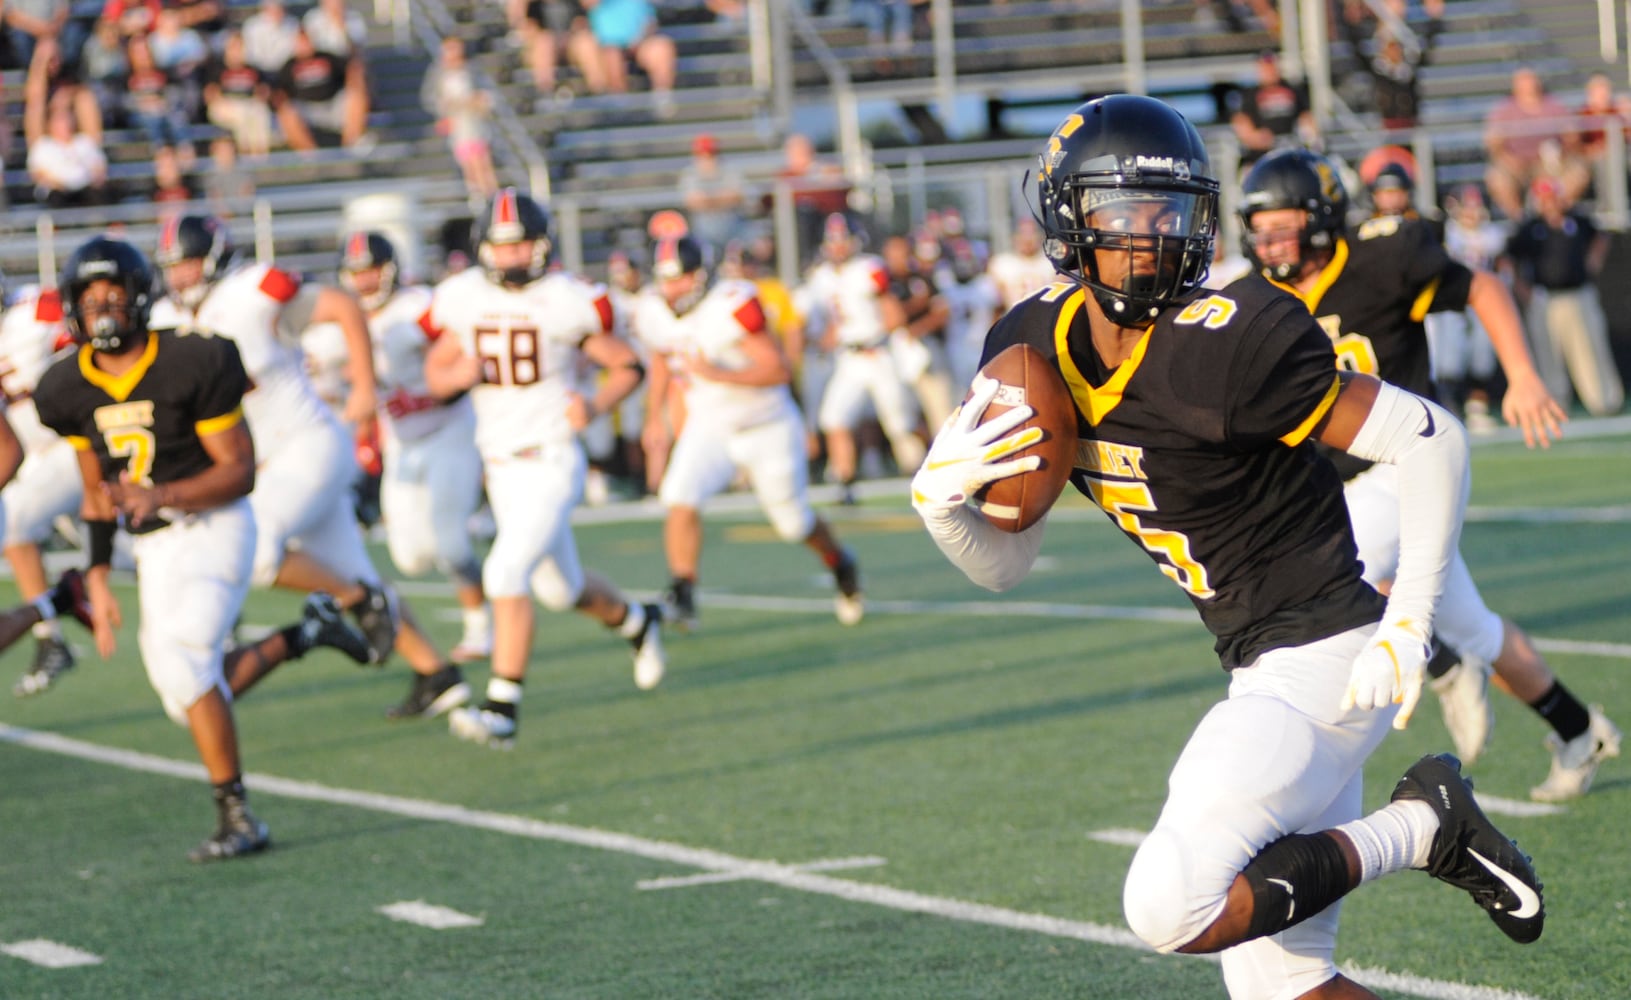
<box><xmin>981</xmin><ymin>275</ymin><xmax>1386</xmax><ymax>670</ymax></box>
<box><xmin>425</xmin><ymin>267</ymin><xmax>615</xmax><ymax>460</ymax></box>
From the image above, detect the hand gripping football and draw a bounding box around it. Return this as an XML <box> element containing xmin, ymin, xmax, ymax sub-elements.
<box><xmin>969</xmin><ymin>343</ymin><xmax>1079</xmax><ymax>532</ymax></box>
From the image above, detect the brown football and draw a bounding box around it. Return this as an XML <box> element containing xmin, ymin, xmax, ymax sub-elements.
<box><xmin>969</xmin><ymin>342</ymin><xmax>1079</xmax><ymax>532</ymax></box>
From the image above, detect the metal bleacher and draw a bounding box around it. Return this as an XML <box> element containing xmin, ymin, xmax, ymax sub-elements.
<box><xmin>0</xmin><ymin>0</ymin><xmax>1607</xmax><ymax>284</ymax></box>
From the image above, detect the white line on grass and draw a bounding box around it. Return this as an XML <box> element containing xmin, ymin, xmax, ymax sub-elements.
<box><xmin>638</xmin><ymin>855</ymin><xmax>887</xmax><ymax>891</ymax></box>
<box><xmin>0</xmin><ymin>723</ymin><xmax>1550</xmax><ymax>1000</ymax></box>
<box><xmin>376</xmin><ymin>901</ymin><xmax>484</xmax><ymax>929</ymax></box>
<box><xmin>1086</xmin><ymin>828</ymin><xmax>1147</xmax><ymax>847</ymax></box>
<box><xmin>1</xmin><ymin>939</ymin><xmax>103</xmax><ymax>968</ymax></box>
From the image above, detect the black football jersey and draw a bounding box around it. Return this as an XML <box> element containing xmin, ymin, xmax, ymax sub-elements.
<box><xmin>982</xmin><ymin>277</ymin><xmax>1385</xmax><ymax>669</ymax></box>
<box><xmin>1265</xmin><ymin>217</ymin><xmax>1473</xmax><ymax>480</ymax></box>
<box><xmin>35</xmin><ymin>331</ymin><xmax>250</xmax><ymax>516</ymax></box>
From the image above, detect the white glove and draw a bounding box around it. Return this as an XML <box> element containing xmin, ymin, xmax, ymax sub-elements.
<box><xmin>910</xmin><ymin>374</ymin><xmax>1043</xmax><ymax>515</ymax></box>
<box><xmin>1341</xmin><ymin>617</ymin><xmax>1432</xmax><ymax>728</ymax></box>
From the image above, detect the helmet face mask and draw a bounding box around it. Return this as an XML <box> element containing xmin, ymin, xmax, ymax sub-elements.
<box><xmin>476</xmin><ymin>188</ymin><xmax>553</xmax><ymax>288</ymax></box>
<box><xmin>63</xmin><ymin>237</ymin><xmax>155</xmax><ymax>353</ymax></box>
<box><xmin>155</xmin><ymin>214</ymin><xmax>232</xmax><ymax>309</ymax></box>
<box><xmin>1033</xmin><ymin>95</ymin><xmax>1219</xmax><ymax>326</ymax></box>
<box><xmin>653</xmin><ymin>235</ymin><xmax>709</xmax><ymax>315</ymax></box>
<box><xmin>338</xmin><ymin>231</ymin><xmax>398</xmax><ymax>310</ymax></box>
<box><xmin>1238</xmin><ymin>149</ymin><xmax>1349</xmax><ymax>282</ymax></box>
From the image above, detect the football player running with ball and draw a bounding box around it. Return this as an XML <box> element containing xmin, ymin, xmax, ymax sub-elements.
<box><xmin>34</xmin><ymin>237</ymin><xmax>373</xmax><ymax>863</ymax></box>
<box><xmin>423</xmin><ymin>188</ymin><xmax>665</xmax><ymax>749</ymax></box>
<box><xmin>1238</xmin><ymin>149</ymin><xmax>1616</xmax><ymax>802</ymax></box>
<box><xmin>911</xmin><ymin>95</ymin><xmax>1545</xmax><ymax>999</ymax></box>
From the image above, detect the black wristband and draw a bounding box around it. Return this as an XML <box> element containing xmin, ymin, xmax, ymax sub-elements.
<box><xmin>85</xmin><ymin>518</ymin><xmax>117</xmax><ymax>569</ymax></box>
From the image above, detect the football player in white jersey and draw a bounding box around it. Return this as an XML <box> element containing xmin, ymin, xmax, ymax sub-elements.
<box><xmin>804</xmin><ymin>213</ymin><xmax>924</xmax><ymax>500</ymax></box>
<box><xmin>151</xmin><ymin>215</ymin><xmax>466</xmax><ymax>719</ymax></box>
<box><xmin>637</xmin><ymin>235</ymin><xmax>861</xmax><ymax>630</ymax></box>
<box><xmin>423</xmin><ymin>188</ymin><xmax>665</xmax><ymax>748</ymax></box>
<box><xmin>0</xmin><ymin>282</ymin><xmax>86</xmax><ymax>695</ymax></box>
<box><xmin>337</xmin><ymin>231</ymin><xmax>485</xmax><ymax>713</ymax></box>
<box><xmin>986</xmin><ymin>216</ymin><xmax>1058</xmax><ymax>312</ymax></box>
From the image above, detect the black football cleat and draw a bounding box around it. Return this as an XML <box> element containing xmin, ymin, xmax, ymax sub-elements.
<box><xmin>833</xmin><ymin>551</ymin><xmax>863</xmax><ymax>626</ymax></box>
<box><xmin>386</xmin><ymin>665</ymin><xmax>471</xmax><ymax>720</ymax></box>
<box><xmin>351</xmin><ymin>581</ymin><xmax>399</xmax><ymax>666</ymax></box>
<box><xmin>49</xmin><ymin>569</ymin><xmax>95</xmax><ymax>630</ymax></box>
<box><xmin>663</xmin><ymin>579</ymin><xmax>698</xmax><ymax>633</ymax></box>
<box><xmin>13</xmin><ymin>637</ymin><xmax>75</xmax><ymax>697</ymax></box>
<box><xmin>629</xmin><ymin>603</ymin><xmax>665</xmax><ymax>691</ymax></box>
<box><xmin>188</xmin><ymin>799</ymin><xmax>271</xmax><ymax>864</ymax></box>
<box><xmin>297</xmin><ymin>592</ymin><xmax>373</xmax><ymax>664</ymax></box>
<box><xmin>1391</xmin><ymin>753</ymin><xmax>1545</xmax><ymax>943</ymax></box>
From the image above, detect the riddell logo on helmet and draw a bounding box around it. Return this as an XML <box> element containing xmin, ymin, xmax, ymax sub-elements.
<box><xmin>1129</xmin><ymin>155</ymin><xmax>1188</xmax><ymax>178</ymax></box>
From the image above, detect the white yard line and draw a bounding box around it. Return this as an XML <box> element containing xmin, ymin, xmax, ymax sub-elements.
<box><xmin>0</xmin><ymin>939</ymin><xmax>103</xmax><ymax>968</ymax></box>
<box><xmin>638</xmin><ymin>855</ymin><xmax>887</xmax><ymax>891</ymax></box>
<box><xmin>375</xmin><ymin>901</ymin><xmax>484</xmax><ymax>929</ymax></box>
<box><xmin>0</xmin><ymin>723</ymin><xmax>1551</xmax><ymax>1000</ymax></box>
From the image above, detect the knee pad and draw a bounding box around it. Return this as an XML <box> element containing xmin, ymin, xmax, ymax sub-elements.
<box><xmin>765</xmin><ymin>497</ymin><xmax>815</xmax><ymax>543</ymax></box>
<box><xmin>1124</xmin><ymin>827</ymin><xmax>1215</xmax><ymax>954</ymax></box>
<box><xmin>529</xmin><ymin>561</ymin><xmax>582</xmax><ymax>612</ymax></box>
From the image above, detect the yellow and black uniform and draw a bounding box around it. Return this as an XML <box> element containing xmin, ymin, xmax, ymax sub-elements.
<box><xmin>35</xmin><ymin>330</ymin><xmax>250</xmax><ymax>531</ymax></box>
<box><xmin>981</xmin><ymin>275</ymin><xmax>1385</xmax><ymax>669</ymax></box>
<box><xmin>1264</xmin><ymin>216</ymin><xmax>1474</xmax><ymax>480</ymax></box>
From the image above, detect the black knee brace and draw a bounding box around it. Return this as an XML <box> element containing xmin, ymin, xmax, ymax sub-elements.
<box><xmin>1241</xmin><ymin>833</ymin><xmax>1353</xmax><ymax>941</ymax></box>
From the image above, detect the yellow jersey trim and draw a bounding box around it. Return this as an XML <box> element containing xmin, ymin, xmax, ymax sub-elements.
<box><xmin>1050</xmin><ymin>287</ymin><xmax>1152</xmax><ymax>426</ymax></box>
<box><xmin>195</xmin><ymin>405</ymin><xmax>244</xmax><ymax>437</ymax></box>
<box><xmin>1267</xmin><ymin>237</ymin><xmax>1350</xmax><ymax>314</ymax></box>
<box><xmin>66</xmin><ymin>435</ymin><xmax>92</xmax><ymax>451</ymax></box>
<box><xmin>1408</xmin><ymin>277</ymin><xmax>1441</xmax><ymax>323</ymax></box>
<box><xmin>1279</xmin><ymin>374</ymin><xmax>1343</xmax><ymax>446</ymax></box>
<box><xmin>77</xmin><ymin>332</ymin><xmax>159</xmax><ymax>403</ymax></box>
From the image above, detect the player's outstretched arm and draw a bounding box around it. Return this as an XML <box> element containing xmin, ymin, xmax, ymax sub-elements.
<box><xmin>1465</xmin><ymin>269</ymin><xmax>1565</xmax><ymax>447</ymax></box>
<box><xmin>312</xmin><ymin>286</ymin><xmax>380</xmax><ymax>429</ymax></box>
<box><xmin>912</xmin><ymin>375</ymin><xmax>1047</xmax><ymax>591</ymax></box>
<box><xmin>1319</xmin><ymin>374</ymin><xmax>1469</xmax><ymax>727</ymax></box>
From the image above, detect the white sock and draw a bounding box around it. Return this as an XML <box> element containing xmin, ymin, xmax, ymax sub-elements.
<box><xmin>617</xmin><ymin>602</ymin><xmax>646</xmax><ymax>640</ymax></box>
<box><xmin>486</xmin><ymin>677</ymin><xmax>523</xmax><ymax>705</ymax></box>
<box><xmin>1334</xmin><ymin>799</ymin><xmax>1438</xmax><ymax>884</ymax></box>
<box><xmin>461</xmin><ymin>605</ymin><xmax>491</xmax><ymax>639</ymax></box>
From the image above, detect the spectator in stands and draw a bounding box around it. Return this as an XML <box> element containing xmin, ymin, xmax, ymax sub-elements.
<box><xmin>1503</xmin><ymin>176</ymin><xmax>1626</xmax><ymax>416</ymax></box>
<box><xmin>679</xmin><ymin>132</ymin><xmax>746</xmax><ymax>253</ymax></box>
<box><xmin>149</xmin><ymin>7</ymin><xmax>210</xmax><ymax>119</ymax></box>
<box><xmin>1339</xmin><ymin>0</ymin><xmax>1441</xmax><ymax>132</ymax></box>
<box><xmin>1228</xmin><ymin>49</ymin><xmax>1316</xmax><ymax>167</ymax></box>
<box><xmin>851</xmin><ymin>0</ymin><xmax>912</xmax><ymax>55</ymax></box>
<box><xmin>422</xmin><ymin>35</ymin><xmax>497</xmax><ymax>202</ymax></box>
<box><xmin>203</xmin><ymin>28</ymin><xmax>273</xmax><ymax>158</ymax></box>
<box><xmin>171</xmin><ymin>0</ymin><xmax>226</xmax><ymax>40</ymax></box>
<box><xmin>578</xmin><ymin>0</ymin><xmax>676</xmax><ymax>115</ymax></box>
<box><xmin>507</xmin><ymin>0</ymin><xmax>584</xmax><ymax>111</ymax></box>
<box><xmin>78</xmin><ymin>16</ymin><xmax>128</xmax><ymax>127</ymax></box>
<box><xmin>242</xmin><ymin>0</ymin><xmax>298</xmax><ymax>76</ymax></box>
<box><xmin>101</xmin><ymin>0</ymin><xmax>160</xmax><ymax>39</ymax></box>
<box><xmin>150</xmin><ymin>143</ymin><xmax>195</xmax><ymax>211</ymax></box>
<box><xmin>774</xmin><ymin>132</ymin><xmax>849</xmax><ymax>266</ymax></box>
<box><xmin>27</xmin><ymin>93</ymin><xmax>110</xmax><ymax>207</ymax></box>
<box><xmin>203</xmin><ymin>132</ymin><xmax>255</xmax><ymax>216</ymax></box>
<box><xmin>124</xmin><ymin>32</ymin><xmax>195</xmax><ymax>163</ymax></box>
<box><xmin>1577</xmin><ymin>71</ymin><xmax>1631</xmax><ymax>167</ymax></box>
<box><xmin>273</xmin><ymin>25</ymin><xmax>372</xmax><ymax>152</ymax></box>
<box><xmin>303</xmin><ymin>0</ymin><xmax>366</xmax><ymax>59</ymax></box>
<box><xmin>4</xmin><ymin>0</ymin><xmax>84</xmax><ymax>72</ymax></box>
<box><xmin>24</xmin><ymin>36</ymin><xmax>101</xmax><ymax>147</ymax></box>
<box><xmin>1484</xmin><ymin>66</ymin><xmax>1590</xmax><ymax>221</ymax></box>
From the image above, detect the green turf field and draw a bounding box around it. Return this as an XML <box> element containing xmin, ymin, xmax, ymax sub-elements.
<box><xmin>2</xmin><ymin>426</ymin><xmax>1628</xmax><ymax>999</ymax></box>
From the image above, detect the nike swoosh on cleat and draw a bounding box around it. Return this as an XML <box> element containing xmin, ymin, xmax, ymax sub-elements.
<box><xmin>1418</xmin><ymin>400</ymin><xmax>1436</xmax><ymax>438</ymax></box>
<box><xmin>1469</xmin><ymin>848</ymin><xmax>1542</xmax><ymax>919</ymax></box>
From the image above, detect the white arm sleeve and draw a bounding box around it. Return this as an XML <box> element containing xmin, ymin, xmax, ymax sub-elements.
<box><xmin>1342</xmin><ymin>381</ymin><xmax>1470</xmax><ymax>629</ymax></box>
<box><xmin>917</xmin><ymin>503</ymin><xmax>1046</xmax><ymax>592</ymax></box>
